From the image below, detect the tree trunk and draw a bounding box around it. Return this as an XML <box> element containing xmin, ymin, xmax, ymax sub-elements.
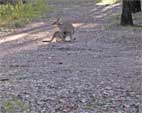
<box><xmin>121</xmin><ymin>0</ymin><xmax>133</xmax><ymax>26</ymax></box>
<box><xmin>130</xmin><ymin>0</ymin><xmax>141</xmax><ymax>13</ymax></box>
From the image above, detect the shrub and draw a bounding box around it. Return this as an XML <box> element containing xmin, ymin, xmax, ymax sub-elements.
<box><xmin>0</xmin><ymin>0</ymin><xmax>51</xmax><ymax>27</ymax></box>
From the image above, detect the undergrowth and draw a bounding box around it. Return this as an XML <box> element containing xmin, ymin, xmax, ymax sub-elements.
<box><xmin>0</xmin><ymin>0</ymin><xmax>51</xmax><ymax>28</ymax></box>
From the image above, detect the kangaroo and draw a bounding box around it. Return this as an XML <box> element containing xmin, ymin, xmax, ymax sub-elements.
<box><xmin>52</xmin><ymin>18</ymin><xmax>75</xmax><ymax>42</ymax></box>
<box><xmin>43</xmin><ymin>31</ymin><xmax>66</xmax><ymax>42</ymax></box>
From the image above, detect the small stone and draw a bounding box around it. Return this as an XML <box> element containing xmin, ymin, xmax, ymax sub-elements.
<box><xmin>81</xmin><ymin>98</ymin><xmax>87</xmax><ymax>103</ymax></box>
<box><xmin>58</xmin><ymin>62</ymin><xmax>63</xmax><ymax>64</ymax></box>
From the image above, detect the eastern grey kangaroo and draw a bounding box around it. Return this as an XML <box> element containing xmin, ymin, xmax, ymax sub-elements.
<box><xmin>52</xmin><ymin>18</ymin><xmax>75</xmax><ymax>42</ymax></box>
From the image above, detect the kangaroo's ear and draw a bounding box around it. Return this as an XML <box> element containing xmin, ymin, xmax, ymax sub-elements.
<box><xmin>56</xmin><ymin>18</ymin><xmax>61</xmax><ymax>22</ymax></box>
<box><xmin>52</xmin><ymin>21</ymin><xmax>56</xmax><ymax>25</ymax></box>
<box><xmin>52</xmin><ymin>18</ymin><xmax>61</xmax><ymax>25</ymax></box>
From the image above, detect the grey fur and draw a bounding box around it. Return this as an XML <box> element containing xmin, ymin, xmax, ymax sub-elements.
<box><xmin>52</xmin><ymin>18</ymin><xmax>75</xmax><ymax>42</ymax></box>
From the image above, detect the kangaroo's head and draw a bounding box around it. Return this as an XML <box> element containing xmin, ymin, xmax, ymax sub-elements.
<box><xmin>52</xmin><ymin>18</ymin><xmax>61</xmax><ymax>25</ymax></box>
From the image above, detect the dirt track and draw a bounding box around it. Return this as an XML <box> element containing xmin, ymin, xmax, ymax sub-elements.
<box><xmin>0</xmin><ymin>0</ymin><xmax>142</xmax><ymax>112</ymax></box>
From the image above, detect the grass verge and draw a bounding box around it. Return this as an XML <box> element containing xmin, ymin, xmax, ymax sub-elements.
<box><xmin>0</xmin><ymin>0</ymin><xmax>52</xmax><ymax>28</ymax></box>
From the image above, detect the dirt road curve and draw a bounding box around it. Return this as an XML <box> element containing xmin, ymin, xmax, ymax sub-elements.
<box><xmin>0</xmin><ymin>0</ymin><xmax>142</xmax><ymax>112</ymax></box>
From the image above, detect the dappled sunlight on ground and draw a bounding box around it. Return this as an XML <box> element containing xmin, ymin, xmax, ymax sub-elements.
<box><xmin>27</xmin><ymin>22</ymin><xmax>46</xmax><ymax>28</ymax></box>
<box><xmin>0</xmin><ymin>30</ymin><xmax>51</xmax><ymax>44</ymax></box>
<box><xmin>96</xmin><ymin>0</ymin><xmax>118</xmax><ymax>5</ymax></box>
<box><xmin>101</xmin><ymin>3</ymin><xmax>120</xmax><ymax>12</ymax></box>
<box><xmin>73</xmin><ymin>22</ymin><xmax>97</xmax><ymax>29</ymax></box>
<box><xmin>0</xmin><ymin>26</ymin><xmax>53</xmax><ymax>58</ymax></box>
<box><xmin>90</xmin><ymin>2</ymin><xmax>120</xmax><ymax>13</ymax></box>
<box><xmin>80</xmin><ymin>23</ymin><xmax>96</xmax><ymax>29</ymax></box>
<box><xmin>72</xmin><ymin>23</ymin><xmax>84</xmax><ymax>27</ymax></box>
<box><xmin>0</xmin><ymin>2</ymin><xmax>122</xmax><ymax>59</ymax></box>
<box><xmin>89</xmin><ymin>3</ymin><xmax>121</xmax><ymax>20</ymax></box>
<box><xmin>0</xmin><ymin>33</ymin><xmax>28</xmax><ymax>44</ymax></box>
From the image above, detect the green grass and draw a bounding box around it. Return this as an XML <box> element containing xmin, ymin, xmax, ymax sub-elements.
<box><xmin>2</xmin><ymin>96</ymin><xmax>30</xmax><ymax>113</ymax></box>
<box><xmin>0</xmin><ymin>0</ymin><xmax>51</xmax><ymax>27</ymax></box>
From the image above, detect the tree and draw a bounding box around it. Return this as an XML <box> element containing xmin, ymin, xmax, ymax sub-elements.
<box><xmin>121</xmin><ymin>0</ymin><xmax>133</xmax><ymax>26</ymax></box>
<box><xmin>121</xmin><ymin>0</ymin><xmax>141</xmax><ymax>26</ymax></box>
<box><xmin>130</xmin><ymin>0</ymin><xmax>141</xmax><ymax>13</ymax></box>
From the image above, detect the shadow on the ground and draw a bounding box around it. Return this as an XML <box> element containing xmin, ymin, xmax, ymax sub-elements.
<box><xmin>133</xmin><ymin>24</ymin><xmax>142</xmax><ymax>28</ymax></box>
<box><xmin>0</xmin><ymin>2</ymin><xmax>121</xmax><ymax>57</ymax></box>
